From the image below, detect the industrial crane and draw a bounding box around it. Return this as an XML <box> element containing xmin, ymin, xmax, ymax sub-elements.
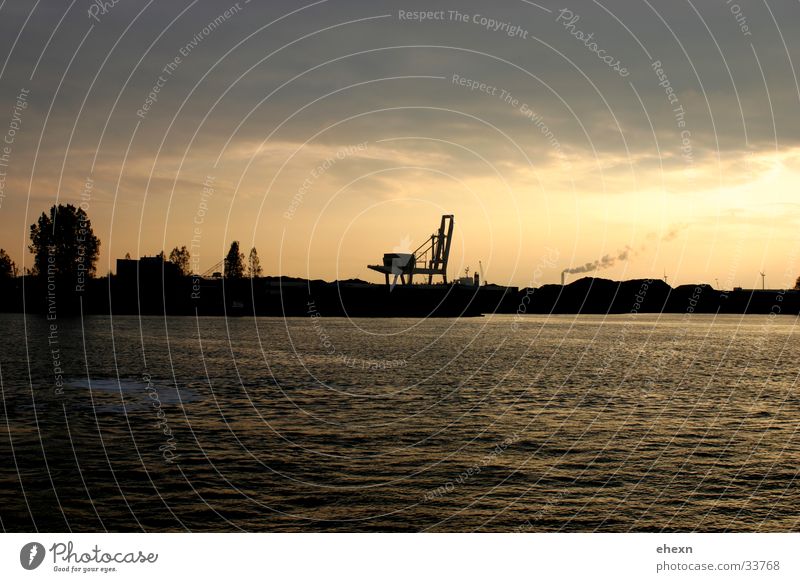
<box><xmin>367</xmin><ymin>214</ymin><xmax>454</xmax><ymax>287</ymax></box>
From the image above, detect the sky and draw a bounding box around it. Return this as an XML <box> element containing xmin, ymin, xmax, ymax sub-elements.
<box><xmin>1</xmin><ymin>0</ymin><xmax>799</xmax><ymax>288</ymax></box>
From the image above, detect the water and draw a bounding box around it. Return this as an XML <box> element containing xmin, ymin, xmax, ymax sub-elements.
<box><xmin>1</xmin><ymin>312</ymin><xmax>798</xmax><ymax>532</ymax></box>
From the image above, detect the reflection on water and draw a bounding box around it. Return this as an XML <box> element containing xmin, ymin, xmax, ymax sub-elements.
<box><xmin>0</xmin><ymin>312</ymin><xmax>798</xmax><ymax>531</ymax></box>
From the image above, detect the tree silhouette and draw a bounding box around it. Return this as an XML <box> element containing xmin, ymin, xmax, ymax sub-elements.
<box><xmin>247</xmin><ymin>247</ymin><xmax>263</xmax><ymax>278</ymax></box>
<box><xmin>0</xmin><ymin>249</ymin><xmax>17</xmax><ymax>279</ymax></box>
<box><xmin>169</xmin><ymin>246</ymin><xmax>191</xmax><ymax>276</ymax></box>
<box><xmin>29</xmin><ymin>204</ymin><xmax>100</xmax><ymax>279</ymax></box>
<box><xmin>795</xmin><ymin>275</ymin><xmax>800</xmax><ymax>291</ymax></box>
<box><xmin>224</xmin><ymin>241</ymin><xmax>245</xmax><ymax>279</ymax></box>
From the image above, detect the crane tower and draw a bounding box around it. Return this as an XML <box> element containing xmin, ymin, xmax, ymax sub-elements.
<box><xmin>367</xmin><ymin>214</ymin><xmax>454</xmax><ymax>287</ymax></box>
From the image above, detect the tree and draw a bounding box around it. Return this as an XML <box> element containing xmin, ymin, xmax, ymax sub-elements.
<box><xmin>29</xmin><ymin>204</ymin><xmax>100</xmax><ymax>279</ymax></box>
<box><xmin>0</xmin><ymin>249</ymin><xmax>17</xmax><ymax>279</ymax></box>
<box><xmin>224</xmin><ymin>241</ymin><xmax>245</xmax><ymax>279</ymax></box>
<box><xmin>247</xmin><ymin>247</ymin><xmax>263</xmax><ymax>278</ymax></box>
<box><xmin>169</xmin><ymin>246</ymin><xmax>191</xmax><ymax>276</ymax></box>
<box><xmin>795</xmin><ymin>275</ymin><xmax>800</xmax><ymax>290</ymax></box>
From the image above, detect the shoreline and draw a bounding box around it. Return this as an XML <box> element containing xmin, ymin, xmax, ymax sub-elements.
<box><xmin>1</xmin><ymin>275</ymin><xmax>797</xmax><ymax>317</ymax></box>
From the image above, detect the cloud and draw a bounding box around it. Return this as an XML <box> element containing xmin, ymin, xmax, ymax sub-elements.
<box><xmin>1</xmin><ymin>0</ymin><xmax>799</xmax><ymax>285</ymax></box>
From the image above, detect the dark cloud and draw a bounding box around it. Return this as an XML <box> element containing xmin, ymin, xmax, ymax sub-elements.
<box><xmin>1</xmin><ymin>0</ymin><xmax>798</xmax><ymax>278</ymax></box>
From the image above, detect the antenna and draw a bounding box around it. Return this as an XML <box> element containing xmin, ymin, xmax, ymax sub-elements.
<box><xmin>663</xmin><ymin>270</ymin><xmax>668</xmax><ymax>285</ymax></box>
<box><xmin>760</xmin><ymin>271</ymin><xmax>766</xmax><ymax>290</ymax></box>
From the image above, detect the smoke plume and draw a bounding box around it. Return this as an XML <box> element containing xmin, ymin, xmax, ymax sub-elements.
<box><xmin>562</xmin><ymin>246</ymin><xmax>632</xmax><ymax>276</ymax></box>
<box><xmin>561</xmin><ymin>223</ymin><xmax>688</xmax><ymax>282</ymax></box>
<box><xmin>661</xmin><ymin>223</ymin><xmax>687</xmax><ymax>242</ymax></box>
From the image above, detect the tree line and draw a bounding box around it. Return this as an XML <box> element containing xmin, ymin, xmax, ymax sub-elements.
<box><xmin>164</xmin><ymin>240</ymin><xmax>262</xmax><ymax>278</ymax></box>
<box><xmin>5</xmin><ymin>203</ymin><xmax>800</xmax><ymax>290</ymax></box>
<box><xmin>0</xmin><ymin>204</ymin><xmax>264</xmax><ymax>282</ymax></box>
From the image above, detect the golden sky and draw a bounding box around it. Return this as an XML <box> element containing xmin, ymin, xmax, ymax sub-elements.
<box><xmin>1</xmin><ymin>0</ymin><xmax>799</xmax><ymax>288</ymax></box>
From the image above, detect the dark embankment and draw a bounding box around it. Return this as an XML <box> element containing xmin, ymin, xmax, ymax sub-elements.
<box><xmin>519</xmin><ymin>277</ymin><xmax>799</xmax><ymax>315</ymax></box>
<box><xmin>1</xmin><ymin>275</ymin><xmax>796</xmax><ymax>317</ymax></box>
